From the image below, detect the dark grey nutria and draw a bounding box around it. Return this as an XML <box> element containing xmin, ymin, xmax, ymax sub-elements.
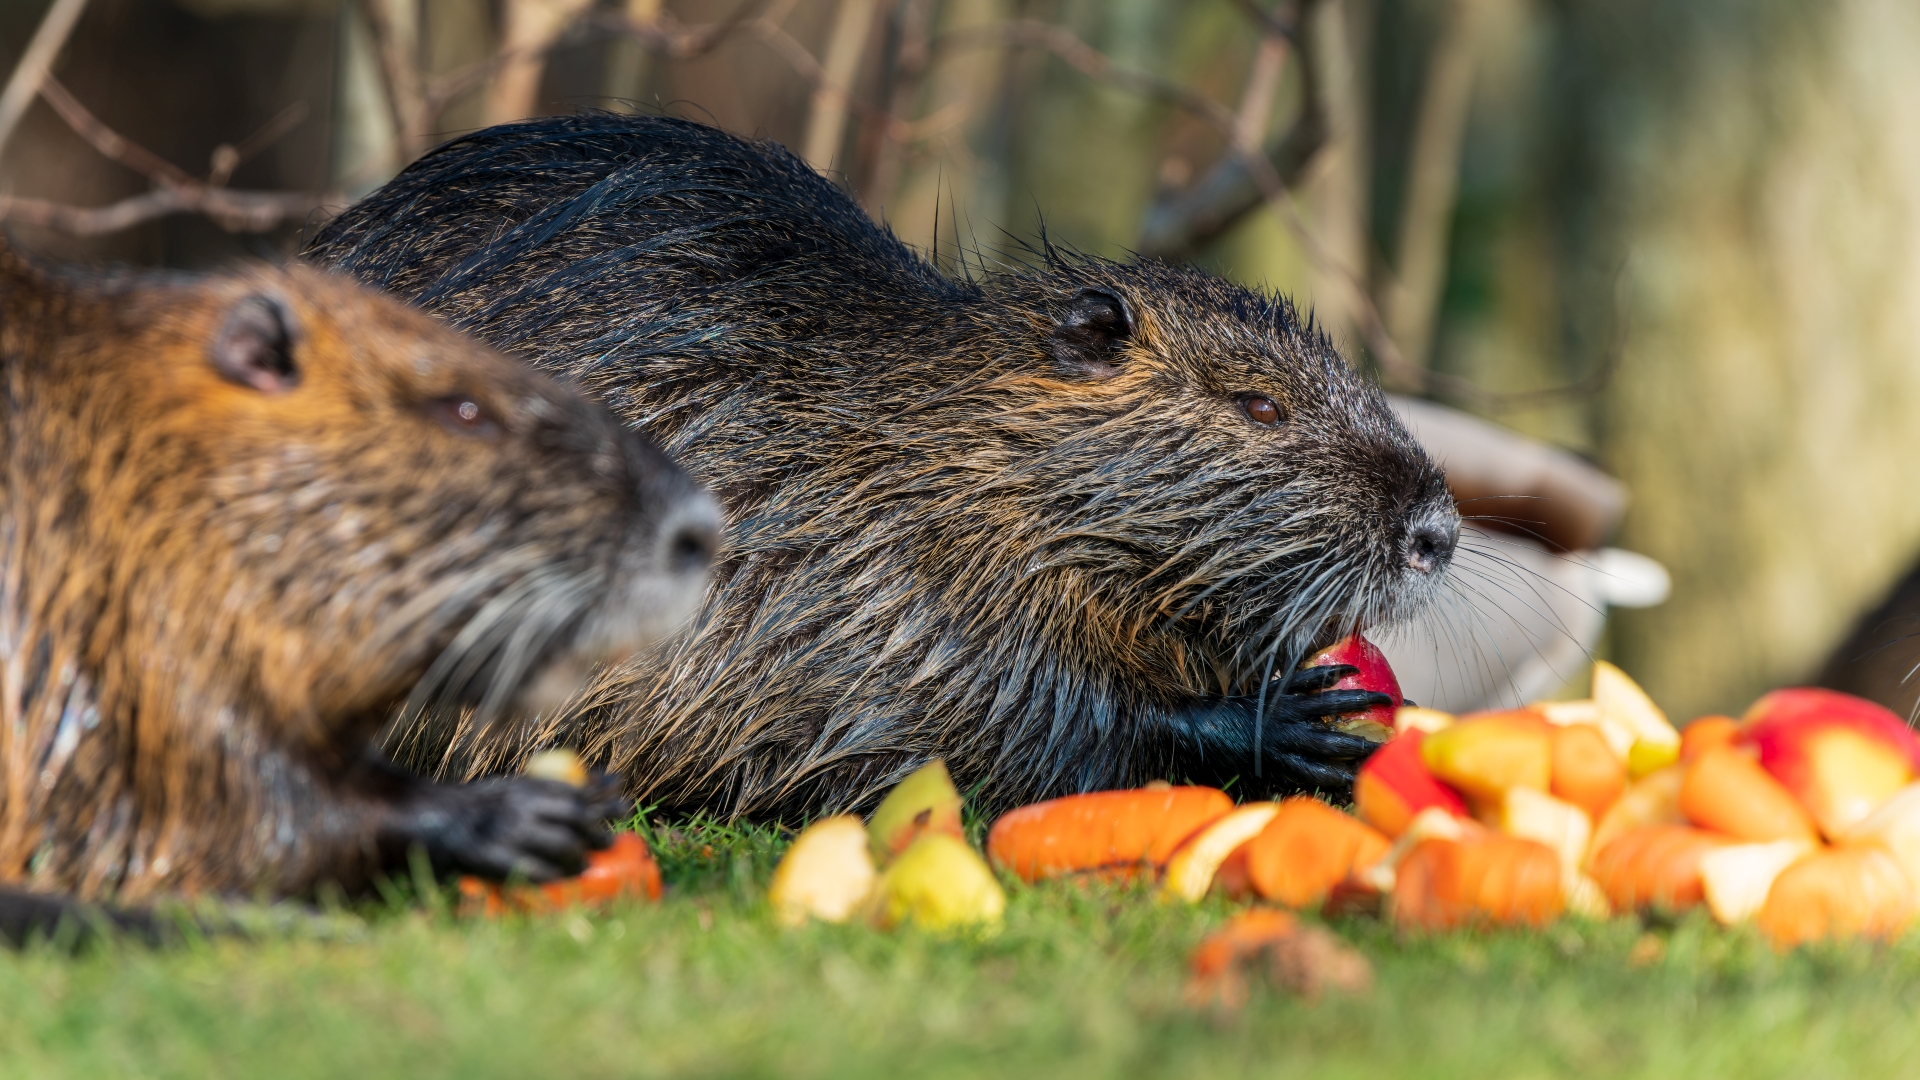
<box><xmin>0</xmin><ymin>244</ymin><xmax>717</xmax><ymax>942</ymax></box>
<box><xmin>304</xmin><ymin>113</ymin><xmax>1459</xmax><ymax>819</ymax></box>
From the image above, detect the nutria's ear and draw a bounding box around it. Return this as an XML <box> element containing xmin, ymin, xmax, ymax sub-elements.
<box><xmin>210</xmin><ymin>294</ymin><xmax>301</xmax><ymax>394</ymax></box>
<box><xmin>1050</xmin><ymin>288</ymin><xmax>1134</xmax><ymax>378</ymax></box>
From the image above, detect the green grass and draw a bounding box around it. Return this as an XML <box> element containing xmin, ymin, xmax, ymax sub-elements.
<box><xmin>4</xmin><ymin>817</ymin><xmax>1920</xmax><ymax>1079</ymax></box>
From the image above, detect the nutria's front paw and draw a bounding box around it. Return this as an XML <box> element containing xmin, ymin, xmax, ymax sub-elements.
<box><xmin>1169</xmin><ymin>665</ymin><xmax>1390</xmax><ymax>799</ymax></box>
<box><xmin>392</xmin><ymin>775</ymin><xmax>632</xmax><ymax>883</ymax></box>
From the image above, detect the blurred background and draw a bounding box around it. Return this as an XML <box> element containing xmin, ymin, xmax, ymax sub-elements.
<box><xmin>4</xmin><ymin>0</ymin><xmax>1920</xmax><ymax>722</ymax></box>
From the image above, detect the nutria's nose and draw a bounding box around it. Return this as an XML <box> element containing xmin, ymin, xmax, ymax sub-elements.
<box><xmin>1406</xmin><ymin>519</ymin><xmax>1458</xmax><ymax>575</ymax></box>
<box><xmin>660</xmin><ymin>497</ymin><xmax>722</xmax><ymax>577</ymax></box>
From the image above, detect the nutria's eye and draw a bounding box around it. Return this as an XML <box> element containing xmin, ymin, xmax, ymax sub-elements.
<box><xmin>1240</xmin><ymin>394</ymin><xmax>1281</xmax><ymax>427</ymax></box>
<box><xmin>428</xmin><ymin>395</ymin><xmax>502</xmax><ymax>439</ymax></box>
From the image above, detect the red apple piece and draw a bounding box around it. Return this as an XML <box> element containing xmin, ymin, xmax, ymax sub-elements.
<box><xmin>1302</xmin><ymin>633</ymin><xmax>1402</xmax><ymax>729</ymax></box>
<box><xmin>1740</xmin><ymin>688</ymin><xmax>1920</xmax><ymax>839</ymax></box>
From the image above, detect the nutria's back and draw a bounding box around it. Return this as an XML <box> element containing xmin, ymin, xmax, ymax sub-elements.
<box><xmin>307</xmin><ymin>113</ymin><xmax>1458</xmax><ymax>817</ymax></box>
<box><xmin>0</xmin><ymin>248</ymin><xmax>718</xmax><ymax>902</ymax></box>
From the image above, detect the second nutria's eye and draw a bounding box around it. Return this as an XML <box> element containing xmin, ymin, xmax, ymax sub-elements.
<box><xmin>1240</xmin><ymin>395</ymin><xmax>1281</xmax><ymax>427</ymax></box>
<box><xmin>428</xmin><ymin>395</ymin><xmax>502</xmax><ymax>439</ymax></box>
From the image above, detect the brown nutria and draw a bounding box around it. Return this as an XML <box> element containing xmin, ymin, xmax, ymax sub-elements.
<box><xmin>303</xmin><ymin>113</ymin><xmax>1458</xmax><ymax>819</ymax></box>
<box><xmin>0</xmin><ymin>243</ymin><xmax>719</xmax><ymax>940</ymax></box>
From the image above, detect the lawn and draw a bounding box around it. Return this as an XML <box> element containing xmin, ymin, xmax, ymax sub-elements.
<box><xmin>3</xmin><ymin>815</ymin><xmax>1918</xmax><ymax>1080</ymax></box>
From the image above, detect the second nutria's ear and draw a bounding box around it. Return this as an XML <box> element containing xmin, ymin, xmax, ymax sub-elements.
<box><xmin>211</xmin><ymin>294</ymin><xmax>301</xmax><ymax>394</ymax></box>
<box><xmin>1050</xmin><ymin>287</ymin><xmax>1134</xmax><ymax>378</ymax></box>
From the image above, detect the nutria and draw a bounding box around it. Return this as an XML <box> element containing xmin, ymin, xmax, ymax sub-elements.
<box><xmin>304</xmin><ymin>113</ymin><xmax>1459</xmax><ymax>818</ymax></box>
<box><xmin>0</xmin><ymin>243</ymin><xmax>719</xmax><ymax>940</ymax></box>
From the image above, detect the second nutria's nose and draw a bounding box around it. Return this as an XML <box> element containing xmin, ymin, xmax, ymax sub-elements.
<box><xmin>1406</xmin><ymin>519</ymin><xmax>1458</xmax><ymax>575</ymax></box>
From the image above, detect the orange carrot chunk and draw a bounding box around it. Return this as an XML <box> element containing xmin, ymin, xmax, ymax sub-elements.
<box><xmin>1756</xmin><ymin>846</ymin><xmax>1915</xmax><ymax>949</ymax></box>
<box><xmin>1391</xmin><ymin>834</ymin><xmax>1564</xmax><ymax>931</ymax></box>
<box><xmin>1588</xmin><ymin>823</ymin><xmax>1730</xmax><ymax>915</ymax></box>
<box><xmin>1245</xmin><ymin>797</ymin><xmax>1390</xmax><ymax>909</ymax></box>
<box><xmin>986</xmin><ymin>786</ymin><xmax>1233</xmax><ymax>882</ymax></box>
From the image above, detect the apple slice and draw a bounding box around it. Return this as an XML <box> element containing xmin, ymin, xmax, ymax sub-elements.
<box><xmin>1353</xmin><ymin>730</ymin><xmax>1469</xmax><ymax>838</ymax></box>
<box><xmin>1419</xmin><ymin>710</ymin><xmax>1553</xmax><ymax>808</ymax></box>
<box><xmin>1740</xmin><ymin>688</ymin><xmax>1920</xmax><ymax>839</ymax></box>
<box><xmin>769</xmin><ymin>815</ymin><xmax>877</xmax><ymax>927</ymax></box>
<box><xmin>1161</xmin><ymin>802</ymin><xmax>1282</xmax><ymax>903</ymax></box>
<box><xmin>1538</xmin><ymin>699</ymin><xmax>1636</xmax><ymax>760</ymax></box>
<box><xmin>868</xmin><ymin>832</ymin><xmax>1006</xmax><ymax>932</ymax></box>
<box><xmin>1755</xmin><ymin>846</ymin><xmax>1915</xmax><ymax>948</ymax></box>
<box><xmin>1393</xmin><ymin>706</ymin><xmax>1455</xmax><ymax>736</ymax></box>
<box><xmin>1698</xmin><ymin>840</ymin><xmax>1815</xmax><ymax>926</ymax></box>
<box><xmin>1497</xmin><ymin>787</ymin><xmax>1592</xmax><ymax>877</ymax></box>
<box><xmin>1680</xmin><ymin>745</ymin><xmax>1819</xmax><ymax>844</ymax></box>
<box><xmin>1592</xmin><ymin>661</ymin><xmax>1681</xmax><ymax>778</ymax></box>
<box><xmin>1302</xmin><ymin>633</ymin><xmax>1402</xmax><ymax>728</ymax></box>
<box><xmin>1841</xmin><ymin>781</ymin><xmax>1920</xmax><ymax>887</ymax></box>
<box><xmin>523</xmin><ymin>748</ymin><xmax>591</xmax><ymax>788</ymax></box>
<box><xmin>867</xmin><ymin>759</ymin><xmax>965</xmax><ymax>864</ymax></box>
<box><xmin>1587</xmin><ymin>765</ymin><xmax>1685</xmax><ymax>865</ymax></box>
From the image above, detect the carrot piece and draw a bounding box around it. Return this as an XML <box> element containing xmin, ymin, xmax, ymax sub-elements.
<box><xmin>1588</xmin><ymin>823</ymin><xmax>1731</xmax><ymax>914</ymax></box>
<box><xmin>1244</xmin><ymin>797</ymin><xmax>1390</xmax><ymax>909</ymax></box>
<box><xmin>1679</xmin><ymin>716</ymin><xmax>1741</xmax><ymax>763</ymax></box>
<box><xmin>459</xmin><ymin>833</ymin><xmax>663</xmax><ymax>917</ymax></box>
<box><xmin>985</xmin><ymin>786</ymin><xmax>1233</xmax><ymax>882</ymax></box>
<box><xmin>1391</xmin><ymin>834</ymin><xmax>1564</xmax><ymax>931</ymax></box>
<box><xmin>1680</xmin><ymin>745</ymin><xmax>1819</xmax><ymax>844</ymax></box>
<box><xmin>1756</xmin><ymin>846</ymin><xmax>1915</xmax><ymax>948</ymax></box>
<box><xmin>1550</xmin><ymin>723</ymin><xmax>1627</xmax><ymax>820</ymax></box>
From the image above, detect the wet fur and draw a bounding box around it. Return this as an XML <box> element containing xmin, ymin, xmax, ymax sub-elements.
<box><xmin>305</xmin><ymin>113</ymin><xmax>1458</xmax><ymax>818</ymax></box>
<box><xmin>0</xmin><ymin>248</ymin><xmax>708</xmax><ymax>912</ymax></box>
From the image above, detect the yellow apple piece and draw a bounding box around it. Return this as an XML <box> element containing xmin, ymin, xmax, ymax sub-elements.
<box><xmin>867</xmin><ymin>759</ymin><xmax>965</xmax><ymax>864</ymax></box>
<box><xmin>1842</xmin><ymin>781</ymin><xmax>1920</xmax><ymax>887</ymax></box>
<box><xmin>1161</xmin><ymin>802</ymin><xmax>1282</xmax><ymax>903</ymax></box>
<box><xmin>1587</xmin><ymin>765</ymin><xmax>1685</xmax><ymax>867</ymax></box>
<box><xmin>1592</xmin><ymin>661</ymin><xmax>1680</xmax><ymax>776</ymax></box>
<box><xmin>1538</xmin><ymin>699</ymin><xmax>1636</xmax><ymax>760</ymax></box>
<box><xmin>522</xmin><ymin>748</ymin><xmax>590</xmax><ymax>788</ymax></box>
<box><xmin>1497</xmin><ymin>787</ymin><xmax>1592</xmax><ymax>877</ymax></box>
<box><xmin>1393</xmin><ymin>706</ymin><xmax>1456</xmax><ymax>737</ymax></box>
<box><xmin>1419</xmin><ymin>711</ymin><xmax>1552</xmax><ymax>807</ymax></box>
<box><xmin>768</xmin><ymin>815</ymin><xmax>878</xmax><ymax>927</ymax></box>
<box><xmin>1698</xmin><ymin>840</ymin><xmax>1815</xmax><ymax>926</ymax></box>
<box><xmin>869</xmin><ymin>832</ymin><xmax>1006</xmax><ymax>932</ymax></box>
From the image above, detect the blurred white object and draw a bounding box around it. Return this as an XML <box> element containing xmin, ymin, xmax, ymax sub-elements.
<box><xmin>1375</xmin><ymin>396</ymin><xmax>1670</xmax><ymax>713</ymax></box>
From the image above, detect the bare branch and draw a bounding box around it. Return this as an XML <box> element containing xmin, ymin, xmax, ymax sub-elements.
<box><xmin>0</xmin><ymin>186</ymin><xmax>334</xmax><ymax>237</ymax></box>
<box><xmin>930</xmin><ymin>20</ymin><xmax>1237</xmax><ymax>132</ymax></box>
<box><xmin>0</xmin><ymin>0</ymin><xmax>91</xmax><ymax>159</ymax></box>
<box><xmin>38</xmin><ymin>76</ymin><xmax>195</xmax><ymax>186</ymax></box>
<box><xmin>209</xmin><ymin>100</ymin><xmax>312</xmax><ymax>187</ymax></box>
<box><xmin>353</xmin><ymin>0</ymin><xmax>427</xmax><ymax>150</ymax></box>
<box><xmin>1136</xmin><ymin>0</ymin><xmax>1327</xmax><ymax>259</ymax></box>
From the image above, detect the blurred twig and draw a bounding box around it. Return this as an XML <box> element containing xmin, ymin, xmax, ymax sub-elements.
<box><xmin>0</xmin><ymin>187</ymin><xmax>327</xmax><ymax>236</ymax></box>
<box><xmin>1383</xmin><ymin>0</ymin><xmax>1487</xmax><ymax>374</ymax></box>
<box><xmin>1135</xmin><ymin>0</ymin><xmax>1328</xmax><ymax>260</ymax></box>
<box><xmin>802</xmin><ymin>0</ymin><xmax>880</xmax><ymax>169</ymax></box>
<box><xmin>0</xmin><ymin>73</ymin><xmax>331</xmax><ymax>236</ymax></box>
<box><xmin>0</xmin><ymin>0</ymin><xmax>91</xmax><ymax>160</ymax></box>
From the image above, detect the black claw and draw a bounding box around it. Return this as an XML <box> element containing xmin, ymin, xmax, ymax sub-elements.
<box><xmin>389</xmin><ymin>774</ymin><xmax>630</xmax><ymax>884</ymax></box>
<box><xmin>1281</xmin><ymin>663</ymin><xmax>1358</xmax><ymax>694</ymax></box>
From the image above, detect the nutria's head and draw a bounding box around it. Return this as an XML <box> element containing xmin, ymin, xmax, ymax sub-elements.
<box><xmin>32</xmin><ymin>261</ymin><xmax>717</xmax><ymax>756</ymax></box>
<box><xmin>976</xmin><ymin>256</ymin><xmax>1457</xmax><ymax>692</ymax></box>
